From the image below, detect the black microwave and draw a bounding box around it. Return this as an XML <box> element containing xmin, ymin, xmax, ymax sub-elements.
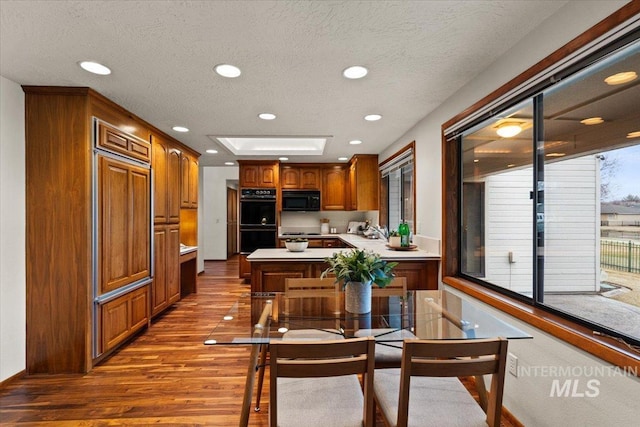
<box><xmin>281</xmin><ymin>190</ymin><xmax>321</xmax><ymax>211</ymax></box>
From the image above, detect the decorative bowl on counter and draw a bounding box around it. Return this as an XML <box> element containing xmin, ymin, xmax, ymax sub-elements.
<box><xmin>285</xmin><ymin>238</ymin><xmax>309</xmax><ymax>252</ymax></box>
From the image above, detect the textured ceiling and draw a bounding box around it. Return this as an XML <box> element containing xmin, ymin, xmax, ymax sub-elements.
<box><xmin>0</xmin><ymin>0</ymin><xmax>570</xmax><ymax>166</ymax></box>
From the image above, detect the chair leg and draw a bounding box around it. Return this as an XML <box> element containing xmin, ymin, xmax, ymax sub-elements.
<box><xmin>254</xmin><ymin>344</ymin><xmax>268</xmax><ymax>412</ymax></box>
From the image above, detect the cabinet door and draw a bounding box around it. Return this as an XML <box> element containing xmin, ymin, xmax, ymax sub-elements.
<box><xmin>100</xmin><ymin>285</ymin><xmax>149</xmax><ymax>354</ymax></box>
<box><xmin>189</xmin><ymin>157</ymin><xmax>198</xmax><ymax>207</ymax></box>
<box><xmin>152</xmin><ymin>226</ymin><xmax>168</xmax><ymax>315</ymax></box>
<box><xmin>240</xmin><ymin>165</ymin><xmax>260</xmax><ymax>187</ymax></box>
<box><xmin>321</xmin><ymin>166</ymin><xmax>347</xmax><ymax>210</ymax></box>
<box><xmin>167</xmin><ymin>148</ymin><xmax>182</xmax><ymax>222</ymax></box>
<box><xmin>152</xmin><ymin>136</ymin><xmax>168</xmax><ymax>223</ymax></box>
<box><xmin>280</xmin><ymin>166</ymin><xmax>300</xmax><ymax>189</ymax></box>
<box><xmin>349</xmin><ymin>162</ymin><xmax>357</xmax><ymax>210</ymax></box>
<box><xmin>181</xmin><ymin>155</ymin><xmax>190</xmax><ymax>207</ymax></box>
<box><xmin>98</xmin><ymin>122</ymin><xmax>151</xmax><ymax>163</ymax></box>
<box><xmin>100</xmin><ymin>156</ymin><xmax>151</xmax><ymax>294</ymax></box>
<box><xmin>300</xmin><ymin>168</ymin><xmax>320</xmax><ymax>189</ymax></box>
<box><xmin>349</xmin><ymin>155</ymin><xmax>379</xmax><ymax>211</ymax></box>
<box><xmin>260</xmin><ymin>165</ymin><xmax>277</xmax><ymax>187</ymax></box>
<box><xmin>167</xmin><ymin>224</ymin><xmax>181</xmax><ymax>304</ymax></box>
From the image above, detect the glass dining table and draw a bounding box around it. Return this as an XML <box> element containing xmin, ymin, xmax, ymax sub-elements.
<box><xmin>204</xmin><ymin>289</ymin><xmax>531</xmax><ymax>427</ymax></box>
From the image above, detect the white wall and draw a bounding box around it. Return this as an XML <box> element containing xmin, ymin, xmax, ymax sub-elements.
<box><xmin>0</xmin><ymin>76</ymin><xmax>26</xmax><ymax>382</ymax></box>
<box><xmin>380</xmin><ymin>1</ymin><xmax>637</xmax><ymax>425</ymax></box>
<box><xmin>201</xmin><ymin>166</ymin><xmax>239</xmax><ymax>261</ymax></box>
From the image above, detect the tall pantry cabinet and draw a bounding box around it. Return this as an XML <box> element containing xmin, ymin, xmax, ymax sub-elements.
<box><xmin>24</xmin><ymin>87</ymin><xmax>198</xmax><ymax>375</ymax></box>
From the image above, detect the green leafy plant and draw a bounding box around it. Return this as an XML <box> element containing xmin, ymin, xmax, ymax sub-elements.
<box><xmin>321</xmin><ymin>248</ymin><xmax>398</xmax><ymax>288</ymax></box>
<box><xmin>285</xmin><ymin>238</ymin><xmax>308</xmax><ymax>242</ymax></box>
<box><xmin>388</xmin><ymin>229</ymin><xmax>399</xmax><ymax>237</ymax></box>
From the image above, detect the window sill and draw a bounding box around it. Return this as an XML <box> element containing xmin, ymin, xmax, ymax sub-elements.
<box><xmin>443</xmin><ymin>276</ymin><xmax>640</xmax><ymax>372</ymax></box>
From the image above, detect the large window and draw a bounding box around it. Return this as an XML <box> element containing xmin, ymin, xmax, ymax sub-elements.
<box><xmin>380</xmin><ymin>143</ymin><xmax>415</xmax><ymax>234</ymax></box>
<box><xmin>456</xmin><ymin>36</ymin><xmax>640</xmax><ymax>345</ymax></box>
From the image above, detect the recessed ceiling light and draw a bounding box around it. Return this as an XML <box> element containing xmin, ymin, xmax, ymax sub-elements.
<box><xmin>206</xmin><ymin>149</ymin><xmax>218</xmax><ymax>154</ymax></box>
<box><xmin>580</xmin><ymin>117</ymin><xmax>604</xmax><ymax>125</ymax></box>
<box><xmin>224</xmin><ymin>162</ymin><xmax>235</xmax><ymax>166</ymax></box>
<box><xmin>78</xmin><ymin>61</ymin><xmax>111</xmax><ymax>75</ymax></box>
<box><xmin>546</xmin><ymin>152</ymin><xmax>566</xmax><ymax>157</ymax></box>
<box><xmin>214</xmin><ymin>64</ymin><xmax>241</xmax><ymax>78</ymax></box>
<box><xmin>604</xmin><ymin>71</ymin><xmax>637</xmax><ymax>85</ymax></box>
<box><xmin>258</xmin><ymin>113</ymin><xmax>276</xmax><ymax>120</ymax></box>
<box><xmin>496</xmin><ymin>122</ymin><xmax>523</xmax><ymax>138</ymax></box>
<box><xmin>279</xmin><ymin>157</ymin><xmax>289</xmax><ymax>161</ymax></box>
<box><xmin>172</xmin><ymin>126</ymin><xmax>189</xmax><ymax>132</ymax></box>
<box><xmin>342</xmin><ymin>65</ymin><xmax>368</xmax><ymax>79</ymax></box>
<box><xmin>627</xmin><ymin>131</ymin><xmax>640</xmax><ymax>139</ymax></box>
<box><xmin>349</xmin><ymin>140</ymin><xmax>362</xmax><ymax>145</ymax></box>
<box><xmin>364</xmin><ymin>114</ymin><xmax>382</xmax><ymax>121</ymax></box>
<box><xmin>338</xmin><ymin>157</ymin><xmax>349</xmax><ymax>161</ymax></box>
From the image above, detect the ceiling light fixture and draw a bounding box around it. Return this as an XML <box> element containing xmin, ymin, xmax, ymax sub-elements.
<box><xmin>546</xmin><ymin>152</ymin><xmax>566</xmax><ymax>157</ymax></box>
<box><xmin>580</xmin><ymin>117</ymin><xmax>604</xmax><ymax>125</ymax></box>
<box><xmin>342</xmin><ymin>65</ymin><xmax>368</xmax><ymax>79</ymax></box>
<box><xmin>604</xmin><ymin>71</ymin><xmax>637</xmax><ymax>85</ymax></box>
<box><xmin>206</xmin><ymin>149</ymin><xmax>218</xmax><ymax>154</ymax></box>
<box><xmin>258</xmin><ymin>113</ymin><xmax>276</xmax><ymax>120</ymax></box>
<box><xmin>338</xmin><ymin>157</ymin><xmax>349</xmax><ymax>161</ymax></box>
<box><xmin>627</xmin><ymin>131</ymin><xmax>640</xmax><ymax>139</ymax></box>
<box><xmin>224</xmin><ymin>162</ymin><xmax>235</xmax><ymax>166</ymax></box>
<box><xmin>78</xmin><ymin>61</ymin><xmax>111</xmax><ymax>75</ymax></box>
<box><xmin>214</xmin><ymin>64</ymin><xmax>241</xmax><ymax>78</ymax></box>
<box><xmin>364</xmin><ymin>114</ymin><xmax>382</xmax><ymax>121</ymax></box>
<box><xmin>496</xmin><ymin>122</ymin><xmax>523</xmax><ymax>138</ymax></box>
<box><xmin>349</xmin><ymin>140</ymin><xmax>362</xmax><ymax>145</ymax></box>
<box><xmin>172</xmin><ymin>126</ymin><xmax>189</xmax><ymax>132</ymax></box>
<box><xmin>279</xmin><ymin>157</ymin><xmax>289</xmax><ymax>161</ymax></box>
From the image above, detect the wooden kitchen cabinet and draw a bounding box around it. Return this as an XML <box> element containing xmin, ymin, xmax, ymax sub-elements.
<box><xmin>181</xmin><ymin>153</ymin><xmax>199</xmax><ymax>208</ymax></box>
<box><xmin>152</xmin><ymin>224</ymin><xmax>181</xmax><ymax>316</ymax></box>
<box><xmin>321</xmin><ymin>165</ymin><xmax>348</xmax><ymax>210</ymax></box>
<box><xmin>100</xmin><ymin>285</ymin><xmax>149</xmax><ymax>354</ymax></box>
<box><xmin>239</xmin><ymin>161</ymin><xmax>278</xmax><ymax>188</ymax></box>
<box><xmin>98</xmin><ymin>121</ymin><xmax>151</xmax><ymax>163</ymax></box>
<box><xmin>348</xmin><ymin>154</ymin><xmax>379</xmax><ymax>211</ymax></box>
<box><xmin>280</xmin><ymin>165</ymin><xmax>320</xmax><ymax>189</ymax></box>
<box><xmin>152</xmin><ymin>134</ymin><xmax>181</xmax><ymax>223</ymax></box>
<box><xmin>98</xmin><ymin>155</ymin><xmax>151</xmax><ymax>295</ymax></box>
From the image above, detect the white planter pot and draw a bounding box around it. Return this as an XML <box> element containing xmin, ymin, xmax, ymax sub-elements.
<box><xmin>388</xmin><ymin>236</ymin><xmax>401</xmax><ymax>248</ymax></box>
<box><xmin>344</xmin><ymin>281</ymin><xmax>372</xmax><ymax>314</ymax></box>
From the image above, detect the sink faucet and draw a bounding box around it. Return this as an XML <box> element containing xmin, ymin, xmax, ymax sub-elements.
<box><xmin>369</xmin><ymin>225</ymin><xmax>388</xmax><ymax>241</ymax></box>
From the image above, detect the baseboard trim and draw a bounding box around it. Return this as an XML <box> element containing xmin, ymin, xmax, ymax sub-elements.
<box><xmin>0</xmin><ymin>369</ymin><xmax>26</xmax><ymax>389</ymax></box>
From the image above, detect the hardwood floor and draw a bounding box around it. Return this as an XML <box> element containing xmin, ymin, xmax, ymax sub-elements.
<box><xmin>1</xmin><ymin>256</ymin><xmax>518</xmax><ymax>426</ymax></box>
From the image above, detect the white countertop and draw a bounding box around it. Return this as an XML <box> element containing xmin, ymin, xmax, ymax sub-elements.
<box><xmin>180</xmin><ymin>245</ymin><xmax>198</xmax><ymax>255</ymax></box>
<box><xmin>248</xmin><ymin>234</ymin><xmax>440</xmax><ymax>261</ymax></box>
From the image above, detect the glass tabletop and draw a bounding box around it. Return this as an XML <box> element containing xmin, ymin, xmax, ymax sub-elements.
<box><xmin>204</xmin><ymin>289</ymin><xmax>531</xmax><ymax>345</ymax></box>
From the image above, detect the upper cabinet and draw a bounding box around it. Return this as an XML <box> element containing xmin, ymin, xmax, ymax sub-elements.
<box><xmin>348</xmin><ymin>154</ymin><xmax>379</xmax><ymax>211</ymax></box>
<box><xmin>181</xmin><ymin>153</ymin><xmax>199</xmax><ymax>208</ymax></box>
<box><xmin>280</xmin><ymin>165</ymin><xmax>320</xmax><ymax>189</ymax></box>
<box><xmin>321</xmin><ymin>165</ymin><xmax>348</xmax><ymax>210</ymax></box>
<box><xmin>98</xmin><ymin>122</ymin><xmax>151</xmax><ymax>163</ymax></box>
<box><xmin>239</xmin><ymin>161</ymin><xmax>279</xmax><ymax>188</ymax></box>
<box><xmin>152</xmin><ymin>134</ymin><xmax>181</xmax><ymax>223</ymax></box>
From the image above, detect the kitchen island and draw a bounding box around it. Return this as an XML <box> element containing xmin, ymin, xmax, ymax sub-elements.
<box><xmin>247</xmin><ymin>234</ymin><xmax>440</xmax><ymax>292</ymax></box>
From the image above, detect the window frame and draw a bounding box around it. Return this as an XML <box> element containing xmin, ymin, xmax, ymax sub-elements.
<box><xmin>441</xmin><ymin>3</ymin><xmax>640</xmax><ymax>370</ymax></box>
<box><xmin>379</xmin><ymin>141</ymin><xmax>416</xmax><ymax>233</ymax></box>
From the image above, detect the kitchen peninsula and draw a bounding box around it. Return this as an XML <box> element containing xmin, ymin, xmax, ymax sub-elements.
<box><xmin>247</xmin><ymin>233</ymin><xmax>440</xmax><ymax>292</ymax></box>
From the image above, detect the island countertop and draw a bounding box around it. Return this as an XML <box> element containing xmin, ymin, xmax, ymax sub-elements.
<box><xmin>247</xmin><ymin>234</ymin><xmax>440</xmax><ymax>261</ymax></box>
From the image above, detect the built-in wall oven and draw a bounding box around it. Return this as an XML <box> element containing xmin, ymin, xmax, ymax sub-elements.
<box><xmin>240</xmin><ymin>188</ymin><xmax>277</xmax><ymax>253</ymax></box>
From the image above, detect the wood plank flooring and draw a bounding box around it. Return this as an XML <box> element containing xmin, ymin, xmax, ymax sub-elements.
<box><xmin>1</xmin><ymin>256</ymin><xmax>517</xmax><ymax>426</ymax></box>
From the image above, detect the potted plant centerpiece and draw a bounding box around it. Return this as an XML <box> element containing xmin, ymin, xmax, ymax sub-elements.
<box><xmin>321</xmin><ymin>248</ymin><xmax>397</xmax><ymax>313</ymax></box>
<box><xmin>388</xmin><ymin>229</ymin><xmax>401</xmax><ymax>248</ymax></box>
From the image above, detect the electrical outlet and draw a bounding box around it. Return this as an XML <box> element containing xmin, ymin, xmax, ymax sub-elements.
<box><xmin>507</xmin><ymin>352</ymin><xmax>518</xmax><ymax>377</ymax></box>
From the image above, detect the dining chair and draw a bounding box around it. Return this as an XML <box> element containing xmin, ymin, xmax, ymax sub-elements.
<box><xmin>269</xmin><ymin>336</ymin><xmax>376</xmax><ymax>427</ymax></box>
<box><xmin>355</xmin><ymin>277</ymin><xmax>415</xmax><ymax>367</ymax></box>
<box><xmin>373</xmin><ymin>337</ymin><xmax>508</xmax><ymax>427</ymax></box>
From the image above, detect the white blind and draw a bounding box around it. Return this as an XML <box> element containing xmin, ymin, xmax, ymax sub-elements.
<box><xmin>380</xmin><ymin>148</ymin><xmax>413</xmax><ymax>177</ymax></box>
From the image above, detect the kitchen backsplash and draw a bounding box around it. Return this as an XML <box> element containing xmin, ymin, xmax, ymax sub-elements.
<box><xmin>280</xmin><ymin>210</ymin><xmax>378</xmax><ymax>234</ymax></box>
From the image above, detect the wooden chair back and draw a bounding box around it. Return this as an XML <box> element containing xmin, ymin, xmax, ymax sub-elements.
<box><xmin>397</xmin><ymin>338</ymin><xmax>508</xmax><ymax>427</ymax></box>
<box><xmin>269</xmin><ymin>336</ymin><xmax>376</xmax><ymax>427</ymax></box>
<box><xmin>372</xmin><ymin>276</ymin><xmax>407</xmax><ymax>297</ymax></box>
